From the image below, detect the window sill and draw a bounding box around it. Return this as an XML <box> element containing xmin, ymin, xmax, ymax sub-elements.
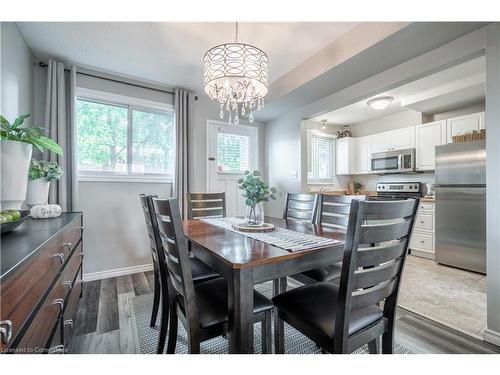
<box><xmin>77</xmin><ymin>174</ymin><xmax>173</xmax><ymax>184</ymax></box>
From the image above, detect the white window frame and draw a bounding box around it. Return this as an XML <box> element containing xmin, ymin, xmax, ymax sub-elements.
<box><xmin>75</xmin><ymin>88</ymin><xmax>175</xmax><ymax>183</ymax></box>
<box><xmin>307</xmin><ymin>129</ymin><xmax>336</xmax><ymax>184</ymax></box>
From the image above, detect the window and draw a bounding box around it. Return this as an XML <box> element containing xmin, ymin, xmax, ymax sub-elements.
<box><xmin>76</xmin><ymin>96</ymin><xmax>175</xmax><ymax>180</ymax></box>
<box><xmin>308</xmin><ymin>132</ymin><xmax>335</xmax><ymax>183</ymax></box>
<box><xmin>216</xmin><ymin>132</ymin><xmax>250</xmax><ymax>173</ymax></box>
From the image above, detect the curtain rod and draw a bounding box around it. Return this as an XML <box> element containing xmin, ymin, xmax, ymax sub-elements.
<box><xmin>38</xmin><ymin>61</ymin><xmax>175</xmax><ymax>95</ymax></box>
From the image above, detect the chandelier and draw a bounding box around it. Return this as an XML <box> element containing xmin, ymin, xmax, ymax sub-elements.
<box><xmin>203</xmin><ymin>23</ymin><xmax>269</xmax><ymax>124</ymax></box>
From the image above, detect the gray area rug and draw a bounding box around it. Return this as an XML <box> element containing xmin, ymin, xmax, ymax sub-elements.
<box><xmin>131</xmin><ymin>281</ymin><xmax>413</xmax><ymax>354</ymax></box>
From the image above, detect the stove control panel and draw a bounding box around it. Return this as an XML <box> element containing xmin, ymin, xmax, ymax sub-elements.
<box><xmin>376</xmin><ymin>182</ymin><xmax>421</xmax><ymax>193</ymax></box>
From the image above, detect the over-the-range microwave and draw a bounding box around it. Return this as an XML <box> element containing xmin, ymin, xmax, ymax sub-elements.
<box><xmin>370</xmin><ymin>148</ymin><xmax>416</xmax><ymax>174</ymax></box>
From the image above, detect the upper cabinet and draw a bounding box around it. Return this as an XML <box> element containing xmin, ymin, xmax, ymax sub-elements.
<box><xmin>446</xmin><ymin>112</ymin><xmax>485</xmax><ymax>143</ymax></box>
<box><xmin>354</xmin><ymin>136</ymin><xmax>371</xmax><ymax>174</ymax></box>
<box><xmin>370</xmin><ymin>126</ymin><xmax>415</xmax><ymax>154</ymax></box>
<box><xmin>415</xmin><ymin>120</ymin><xmax>447</xmax><ymax>171</ymax></box>
<box><xmin>336</xmin><ymin>137</ymin><xmax>356</xmax><ymax>175</ymax></box>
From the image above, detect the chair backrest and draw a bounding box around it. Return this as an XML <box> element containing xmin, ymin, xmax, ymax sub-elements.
<box><xmin>318</xmin><ymin>194</ymin><xmax>366</xmax><ymax>229</ymax></box>
<box><xmin>139</xmin><ymin>194</ymin><xmax>161</xmax><ymax>270</ymax></box>
<box><xmin>334</xmin><ymin>199</ymin><xmax>419</xmax><ymax>348</ymax></box>
<box><xmin>152</xmin><ymin>197</ymin><xmax>198</xmax><ymax>321</ymax></box>
<box><xmin>283</xmin><ymin>193</ymin><xmax>318</xmax><ymax>223</ymax></box>
<box><xmin>186</xmin><ymin>192</ymin><xmax>226</xmax><ymax>220</ymax></box>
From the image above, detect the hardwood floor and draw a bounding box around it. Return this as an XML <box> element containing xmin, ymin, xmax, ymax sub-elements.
<box><xmin>69</xmin><ymin>271</ymin><xmax>500</xmax><ymax>354</ymax></box>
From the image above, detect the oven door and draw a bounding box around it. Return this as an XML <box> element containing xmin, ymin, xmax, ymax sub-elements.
<box><xmin>371</xmin><ymin>153</ymin><xmax>401</xmax><ymax>173</ymax></box>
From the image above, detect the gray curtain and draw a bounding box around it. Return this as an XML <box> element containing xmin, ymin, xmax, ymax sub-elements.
<box><xmin>174</xmin><ymin>89</ymin><xmax>189</xmax><ymax>219</ymax></box>
<box><xmin>44</xmin><ymin>60</ymin><xmax>77</xmax><ymax>211</ymax></box>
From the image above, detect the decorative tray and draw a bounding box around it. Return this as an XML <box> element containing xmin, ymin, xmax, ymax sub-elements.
<box><xmin>231</xmin><ymin>222</ymin><xmax>275</xmax><ymax>233</ymax></box>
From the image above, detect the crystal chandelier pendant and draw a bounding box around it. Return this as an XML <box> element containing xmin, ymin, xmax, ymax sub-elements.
<box><xmin>203</xmin><ymin>22</ymin><xmax>269</xmax><ymax>125</ymax></box>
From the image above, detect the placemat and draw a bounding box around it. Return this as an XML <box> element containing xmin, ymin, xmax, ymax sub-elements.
<box><xmin>201</xmin><ymin>217</ymin><xmax>340</xmax><ymax>252</ymax></box>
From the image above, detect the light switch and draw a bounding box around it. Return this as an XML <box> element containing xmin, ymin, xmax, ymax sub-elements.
<box><xmin>290</xmin><ymin>170</ymin><xmax>298</xmax><ymax>179</ymax></box>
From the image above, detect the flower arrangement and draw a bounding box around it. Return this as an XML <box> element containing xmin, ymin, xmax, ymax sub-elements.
<box><xmin>28</xmin><ymin>160</ymin><xmax>63</xmax><ymax>182</ymax></box>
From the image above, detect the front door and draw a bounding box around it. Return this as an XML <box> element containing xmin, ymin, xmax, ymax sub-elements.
<box><xmin>207</xmin><ymin>121</ymin><xmax>258</xmax><ymax>217</ymax></box>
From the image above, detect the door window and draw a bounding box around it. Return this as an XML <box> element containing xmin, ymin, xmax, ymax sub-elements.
<box><xmin>216</xmin><ymin>132</ymin><xmax>250</xmax><ymax>173</ymax></box>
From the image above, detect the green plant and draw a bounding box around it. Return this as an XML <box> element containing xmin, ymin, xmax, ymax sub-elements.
<box><xmin>28</xmin><ymin>159</ymin><xmax>63</xmax><ymax>182</ymax></box>
<box><xmin>238</xmin><ymin>170</ymin><xmax>280</xmax><ymax>207</ymax></box>
<box><xmin>0</xmin><ymin>114</ymin><xmax>63</xmax><ymax>155</ymax></box>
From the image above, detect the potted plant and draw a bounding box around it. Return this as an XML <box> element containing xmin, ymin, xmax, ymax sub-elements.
<box><xmin>0</xmin><ymin>114</ymin><xmax>63</xmax><ymax>209</ymax></box>
<box><xmin>26</xmin><ymin>160</ymin><xmax>63</xmax><ymax>206</ymax></box>
<box><xmin>238</xmin><ymin>170</ymin><xmax>280</xmax><ymax>226</ymax></box>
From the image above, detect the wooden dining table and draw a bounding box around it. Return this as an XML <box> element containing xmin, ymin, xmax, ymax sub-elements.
<box><xmin>182</xmin><ymin>216</ymin><xmax>346</xmax><ymax>354</ymax></box>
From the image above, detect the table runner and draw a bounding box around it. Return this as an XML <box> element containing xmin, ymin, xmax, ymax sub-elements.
<box><xmin>201</xmin><ymin>217</ymin><xmax>341</xmax><ymax>252</ymax></box>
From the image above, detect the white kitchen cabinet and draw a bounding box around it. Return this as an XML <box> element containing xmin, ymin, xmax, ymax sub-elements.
<box><xmin>354</xmin><ymin>136</ymin><xmax>371</xmax><ymax>174</ymax></box>
<box><xmin>410</xmin><ymin>202</ymin><xmax>435</xmax><ymax>260</ymax></box>
<box><xmin>415</xmin><ymin>120</ymin><xmax>447</xmax><ymax>171</ymax></box>
<box><xmin>370</xmin><ymin>126</ymin><xmax>415</xmax><ymax>154</ymax></box>
<box><xmin>336</xmin><ymin>137</ymin><xmax>356</xmax><ymax>175</ymax></box>
<box><xmin>446</xmin><ymin>111</ymin><xmax>485</xmax><ymax>143</ymax></box>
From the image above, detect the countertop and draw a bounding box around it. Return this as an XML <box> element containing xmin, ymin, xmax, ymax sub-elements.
<box><xmin>0</xmin><ymin>213</ymin><xmax>82</xmax><ymax>279</ymax></box>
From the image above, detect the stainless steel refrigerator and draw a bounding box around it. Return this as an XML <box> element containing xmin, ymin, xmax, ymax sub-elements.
<box><xmin>435</xmin><ymin>140</ymin><xmax>486</xmax><ymax>274</ymax></box>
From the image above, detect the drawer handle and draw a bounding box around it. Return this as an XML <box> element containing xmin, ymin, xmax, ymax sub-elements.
<box><xmin>420</xmin><ymin>220</ymin><xmax>424</xmax><ymax>224</ymax></box>
<box><xmin>80</xmin><ymin>226</ymin><xmax>84</xmax><ymax>231</ymax></box>
<box><xmin>63</xmin><ymin>280</ymin><xmax>73</xmax><ymax>291</ymax></box>
<box><xmin>79</xmin><ymin>252</ymin><xmax>84</xmax><ymax>259</ymax></box>
<box><xmin>52</xmin><ymin>298</ymin><xmax>64</xmax><ymax>312</ymax></box>
<box><xmin>420</xmin><ymin>240</ymin><xmax>425</xmax><ymax>244</ymax></box>
<box><xmin>64</xmin><ymin>319</ymin><xmax>74</xmax><ymax>330</ymax></box>
<box><xmin>63</xmin><ymin>242</ymin><xmax>72</xmax><ymax>252</ymax></box>
<box><xmin>54</xmin><ymin>252</ymin><xmax>65</xmax><ymax>264</ymax></box>
<box><xmin>49</xmin><ymin>344</ymin><xmax>65</xmax><ymax>354</ymax></box>
<box><xmin>0</xmin><ymin>320</ymin><xmax>13</xmax><ymax>345</ymax></box>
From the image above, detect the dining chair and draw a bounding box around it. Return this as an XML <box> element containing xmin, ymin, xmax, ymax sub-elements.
<box><xmin>153</xmin><ymin>197</ymin><xmax>274</xmax><ymax>354</ymax></box>
<box><xmin>139</xmin><ymin>194</ymin><xmax>220</xmax><ymax>354</ymax></box>
<box><xmin>283</xmin><ymin>193</ymin><xmax>319</xmax><ymax>222</ymax></box>
<box><xmin>186</xmin><ymin>192</ymin><xmax>226</xmax><ymax>220</ymax></box>
<box><xmin>290</xmin><ymin>195</ymin><xmax>366</xmax><ymax>285</ymax></box>
<box><xmin>272</xmin><ymin>198</ymin><xmax>419</xmax><ymax>354</ymax></box>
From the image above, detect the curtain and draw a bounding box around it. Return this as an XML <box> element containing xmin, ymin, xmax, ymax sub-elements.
<box><xmin>44</xmin><ymin>60</ymin><xmax>77</xmax><ymax>211</ymax></box>
<box><xmin>174</xmin><ymin>89</ymin><xmax>189</xmax><ymax>219</ymax></box>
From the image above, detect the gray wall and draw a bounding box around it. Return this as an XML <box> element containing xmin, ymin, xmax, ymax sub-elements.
<box><xmin>349</xmin><ymin>109</ymin><xmax>422</xmax><ymax>137</ymax></box>
<box><xmin>1</xmin><ymin>22</ymin><xmax>33</xmax><ymax>125</ymax></box>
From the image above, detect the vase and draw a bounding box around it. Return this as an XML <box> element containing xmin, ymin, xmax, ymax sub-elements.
<box><xmin>0</xmin><ymin>140</ymin><xmax>33</xmax><ymax>210</ymax></box>
<box><xmin>244</xmin><ymin>202</ymin><xmax>264</xmax><ymax>226</ymax></box>
<box><xmin>26</xmin><ymin>178</ymin><xmax>51</xmax><ymax>207</ymax></box>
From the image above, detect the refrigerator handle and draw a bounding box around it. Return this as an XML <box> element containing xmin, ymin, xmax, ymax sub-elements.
<box><xmin>397</xmin><ymin>154</ymin><xmax>402</xmax><ymax>170</ymax></box>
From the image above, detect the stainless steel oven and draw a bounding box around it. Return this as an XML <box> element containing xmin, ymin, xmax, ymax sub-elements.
<box><xmin>370</xmin><ymin>148</ymin><xmax>415</xmax><ymax>174</ymax></box>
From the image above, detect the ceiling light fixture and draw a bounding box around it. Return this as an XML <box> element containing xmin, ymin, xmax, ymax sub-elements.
<box><xmin>367</xmin><ymin>96</ymin><xmax>393</xmax><ymax>110</ymax></box>
<box><xmin>203</xmin><ymin>22</ymin><xmax>269</xmax><ymax>124</ymax></box>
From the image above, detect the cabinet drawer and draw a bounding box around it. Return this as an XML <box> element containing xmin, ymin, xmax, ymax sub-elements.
<box><xmin>419</xmin><ymin>203</ymin><xmax>435</xmax><ymax>212</ymax></box>
<box><xmin>0</xmin><ymin>234</ymin><xmax>63</xmax><ymax>350</ymax></box>
<box><xmin>63</xmin><ymin>267</ymin><xmax>82</xmax><ymax>347</ymax></box>
<box><xmin>58</xmin><ymin>243</ymin><xmax>83</xmax><ymax>302</ymax></box>
<box><xmin>415</xmin><ymin>213</ymin><xmax>434</xmax><ymax>231</ymax></box>
<box><xmin>411</xmin><ymin>232</ymin><xmax>434</xmax><ymax>252</ymax></box>
<box><xmin>61</xmin><ymin>217</ymin><xmax>83</xmax><ymax>255</ymax></box>
<box><xmin>16</xmin><ymin>272</ymin><xmax>66</xmax><ymax>352</ymax></box>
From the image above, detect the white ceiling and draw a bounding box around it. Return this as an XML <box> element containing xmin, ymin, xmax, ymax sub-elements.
<box><xmin>17</xmin><ymin>22</ymin><xmax>358</xmax><ymax>93</ymax></box>
<box><xmin>312</xmin><ymin>56</ymin><xmax>486</xmax><ymax>125</ymax></box>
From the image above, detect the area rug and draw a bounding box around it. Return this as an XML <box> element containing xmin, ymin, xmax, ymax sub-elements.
<box><xmin>131</xmin><ymin>281</ymin><xmax>413</xmax><ymax>354</ymax></box>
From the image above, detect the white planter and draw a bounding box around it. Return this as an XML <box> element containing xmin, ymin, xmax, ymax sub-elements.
<box><xmin>1</xmin><ymin>140</ymin><xmax>33</xmax><ymax>210</ymax></box>
<box><xmin>26</xmin><ymin>179</ymin><xmax>50</xmax><ymax>207</ymax></box>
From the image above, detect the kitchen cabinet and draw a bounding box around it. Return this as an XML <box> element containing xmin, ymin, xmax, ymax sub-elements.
<box><xmin>410</xmin><ymin>202</ymin><xmax>435</xmax><ymax>260</ymax></box>
<box><xmin>446</xmin><ymin>111</ymin><xmax>484</xmax><ymax>143</ymax></box>
<box><xmin>336</xmin><ymin>137</ymin><xmax>355</xmax><ymax>175</ymax></box>
<box><xmin>415</xmin><ymin>120</ymin><xmax>447</xmax><ymax>171</ymax></box>
<box><xmin>370</xmin><ymin>126</ymin><xmax>415</xmax><ymax>154</ymax></box>
<box><xmin>354</xmin><ymin>136</ymin><xmax>371</xmax><ymax>174</ymax></box>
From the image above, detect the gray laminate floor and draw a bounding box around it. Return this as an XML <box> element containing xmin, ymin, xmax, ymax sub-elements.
<box><xmin>69</xmin><ymin>271</ymin><xmax>499</xmax><ymax>354</ymax></box>
<box><xmin>399</xmin><ymin>255</ymin><xmax>487</xmax><ymax>338</ymax></box>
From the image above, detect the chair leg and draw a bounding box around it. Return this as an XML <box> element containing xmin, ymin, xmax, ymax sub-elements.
<box><xmin>368</xmin><ymin>339</ymin><xmax>379</xmax><ymax>354</ymax></box>
<box><xmin>150</xmin><ymin>271</ymin><xmax>160</xmax><ymax>327</ymax></box>
<box><xmin>188</xmin><ymin>332</ymin><xmax>200</xmax><ymax>354</ymax></box>
<box><xmin>273</xmin><ymin>277</ymin><xmax>287</xmax><ymax>354</ymax></box>
<box><xmin>382</xmin><ymin>330</ymin><xmax>394</xmax><ymax>354</ymax></box>
<box><xmin>156</xmin><ymin>282</ymin><xmax>169</xmax><ymax>354</ymax></box>
<box><xmin>166</xmin><ymin>303</ymin><xmax>178</xmax><ymax>354</ymax></box>
<box><xmin>261</xmin><ymin>310</ymin><xmax>272</xmax><ymax>354</ymax></box>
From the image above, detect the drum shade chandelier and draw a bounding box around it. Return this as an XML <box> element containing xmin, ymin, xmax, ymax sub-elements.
<box><xmin>203</xmin><ymin>22</ymin><xmax>269</xmax><ymax>124</ymax></box>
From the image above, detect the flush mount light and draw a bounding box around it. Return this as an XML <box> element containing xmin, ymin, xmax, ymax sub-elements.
<box><xmin>367</xmin><ymin>96</ymin><xmax>393</xmax><ymax>110</ymax></box>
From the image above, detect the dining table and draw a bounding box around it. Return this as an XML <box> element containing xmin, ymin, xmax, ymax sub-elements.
<box><xmin>182</xmin><ymin>216</ymin><xmax>346</xmax><ymax>354</ymax></box>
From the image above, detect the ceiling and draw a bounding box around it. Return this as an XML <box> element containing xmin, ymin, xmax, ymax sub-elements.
<box><xmin>17</xmin><ymin>22</ymin><xmax>358</xmax><ymax>93</ymax></box>
<box><xmin>311</xmin><ymin>56</ymin><xmax>485</xmax><ymax>125</ymax></box>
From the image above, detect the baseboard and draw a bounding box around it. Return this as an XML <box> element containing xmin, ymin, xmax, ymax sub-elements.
<box><xmin>484</xmin><ymin>328</ymin><xmax>500</xmax><ymax>346</ymax></box>
<box><xmin>83</xmin><ymin>263</ymin><xmax>154</xmax><ymax>282</ymax></box>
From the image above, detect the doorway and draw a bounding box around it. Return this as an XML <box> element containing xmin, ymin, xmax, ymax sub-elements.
<box><xmin>206</xmin><ymin>120</ymin><xmax>258</xmax><ymax>217</ymax></box>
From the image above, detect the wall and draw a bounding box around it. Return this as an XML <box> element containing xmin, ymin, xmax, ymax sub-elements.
<box><xmin>0</xmin><ymin>23</ymin><xmax>33</xmax><ymax>125</ymax></box>
<box><xmin>349</xmin><ymin>109</ymin><xmax>422</xmax><ymax>137</ymax></box>
<box><xmin>429</xmin><ymin>101</ymin><xmax>485</xmax><ymax>122</ymax></box>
